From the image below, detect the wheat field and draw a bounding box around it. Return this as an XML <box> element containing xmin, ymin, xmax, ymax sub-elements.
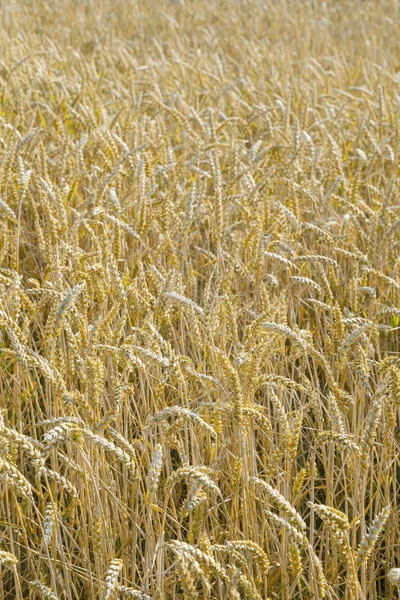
<box><xmin>1</xmin><ymin>0</ymin><xmax>400</xmax><ymax>598</ymax></box>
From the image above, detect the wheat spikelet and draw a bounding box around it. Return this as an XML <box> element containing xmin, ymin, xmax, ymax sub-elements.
<box><xmin>359</xmin><ymin>392</ymin><xmax>383</xmax><ymax>469</ymax></box>
<box><xmin>175</xmin><ymin>555</ymin><xmax>199</xmax><ymax>599</ymax></box>
<box><xmin>81</xmin><ymin>429</ymin><xmax>137</xmax><ymax>476</ymax></box>
<box><xmin>104</xmin><ymin>213</ymin><xmax>141</xmax><ymax>241</ymax></box>
<box><xmin>235</xmin><ymin>571</ymin><xmax>263</xmax><ymax>600</ymax></box>
<box><xmin>103</xmin><ymin>558</ymin><xmax>123</xmax><ymax>600</ymax></box>
<box><xmin>388</xmin><ymin>568</ymin><xmax>400</xmax><ymax>587</ymax></box>
<box><xmin>164</xmin><ymin>291</ymin><xmax>204</xmax><ymax>315</ymax></box>
<box><xmin>264</xmin><ymin>251</ymin><xmax>298</xmax><ymax>270</ymax></box>
<box><xmin>257</xmin><ymin>375</ymin><xmax>306</xmax><ymax>393</ymax></box>
<box><xmin>288</xmin><ymin>542</ymin><xmax>302</xmax><ymax>579</ymax></box>
<box><xmin>304</xmin><ymin>298</ymin><xmax>332</xmax><ymax>311</ymax></box>
<box><xmin>53</xmin><ymin>283</ymin><xmax>86</xmax><ymax>333</ymax></box>
<box><xmin>152</xmin><ymin>406</ymin><xmax>217</xmax><ymax>437</ymax></box>
<box><xmin>43</xmin><ymin>503</ymin><xmax>56</xmax><ymax>546</ymax></box>
<box><xmin>269</xmin><ymin>390</ymin><xmax>290</xmax><ymax>444</ymax></box>
<box><xmin>292</xmin><ymin>468</ymin><xmax>307</xmax><ymax>500</ymax></box>
<box><xmin>356</xmin><ymin>505</ymin><xmax>391</xmax><ymax>567</ymax></box>
<box><xmin>107</xmin><ymin>428</ymin><xmax>139</xmax><ymax>459</ymax></box>
<box><xmin>37</xmin><ymin>465</ymin><xmax>78</xmax><ymax>498</ymax></box>
<box><xmin>0</xmin><ymin>457</ymin><xmax>33</xmax><ymax>499</ymax></box>
<box><xmin>117</xmin><ymin>587</ymin><xmax>152</xmax><ymax>599</ymax></box>
<box><xmin>168</xmin><ymin>541</ymin><xmax>212</xmax><ymax>593</ymax></box>
<box><xmin>133</xmin><ymin>346</ymin><xmax>170</xmax><ymax>368</ymax></box>
<box><xmin>252</xmin><ymin>479</ymin><xmax>306</xmax><ymax>532</ymax></box>
<box><xmin>293</xmin><ymin>254</ymin><xmax>338</xmax><ymax>268</ymax></box>
<box><xmin>0</xmin><ymin>419</ymin><xmax>43</xmax><ymax>461</ymax></box>
<box><xmin>261</xmin><ymin>322</ymin><xmax>307</xmax><ymax>348</ymax></box>
<box><xmin>290</xmin><ymin>275</ymin><xmax>322</xmax><ymax>292</ymax></box>
<box><xmin>216</xmin><ymin>350</ymin><xmax>244</xmax><ymax>426</ymax></box>
<box><xmin>168</xmin><ymin>540</ymin><xmax>228</xmax><ymax>581</ymax></box>
<box><xmin>29</xmin><ymin>581</ymin><xmax>59</xmax><ymax>599</ymax></box>
<box><xmin>0</xmin><ymin>550</ymin><xmax>18</xmax><ymax>566</ymax></box>
<box><xmin>242</xmin><ymin>405</ymin><xmax>272</xmax><ymax>432</ymax></box>
<box><xmin>312</xmin><ymin>551</ymin><xmax>327</xmax><ymax>599</ymax></box>
<box><xmin>310</xmin><ymin>503</ymin><xmax>350</xmax><ymax>532</ymax></box>
<box><xmin>226</xmin><ymin>540</ymin><xmax>269</xmax><ymax>575</ymax></box>
<box><xmin>166</xmin><ymin>466</ymin><xmax>220</xmax><ymax>495</ymax></box>
<box><xmin>318</xmin><ymin>431</ymin><xmax>361</xmax><ymax>455</ymax></box>
<box><xmin>42</xmin><ymin>422</ymin><xmax>79</xmax><ymax>451</ymax></box>
<box><xmin>265</xmin><ymin>509</ymin><xmax>306</xmax><ymax>546</ymax></box>
<box><xmin>339</xmin><ymin>322</ymin><xmax>372</xmax><ymax>354</ymax></box>
<box><xmin>287</xmin><ymin>409</ymin><xmax>303</xmax><ymax>460</ymax></box>
<box><xmin>0</xmin><ymin>197</ymin><xmax>17</xmax><ymax>221</ymax></box>
<box><xmin>147</xmin><ymin>443</ymin><xmax>163</xmax><ymax>499</ymax></box>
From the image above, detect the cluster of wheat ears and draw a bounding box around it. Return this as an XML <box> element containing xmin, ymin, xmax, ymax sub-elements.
<box><xmin>1</xmin><ymin>0</ymin><xmax>400</xmax><ymax>598</ymax></box>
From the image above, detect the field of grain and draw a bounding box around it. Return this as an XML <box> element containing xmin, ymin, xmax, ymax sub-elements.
<box><xmin>1</xmin><ymin>0</ymin><xmax>400</xmax><ymax>598</ymax></box>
